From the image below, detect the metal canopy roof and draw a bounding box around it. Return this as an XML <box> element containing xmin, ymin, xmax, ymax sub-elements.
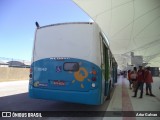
<box><xmin>73</xmin><ymin>0</ymin><xmax>160</xmax><ymax>69</ymax></box>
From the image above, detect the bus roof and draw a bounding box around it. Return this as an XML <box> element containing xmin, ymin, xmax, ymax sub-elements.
<box><xmin>38</xmin><ymin>22</ymin><xmax>94</xmax><ymax>29</ymax></box>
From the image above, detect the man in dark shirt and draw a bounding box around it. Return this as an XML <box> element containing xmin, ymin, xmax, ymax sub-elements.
<box><xmin>132</xmin><ymin>66</ymin><xmax>145</xmax><ymax>98</ymax></box>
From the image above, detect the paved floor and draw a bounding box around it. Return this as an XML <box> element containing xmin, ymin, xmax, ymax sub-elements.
<box><xmin>0</xmin><ymin>80</ymin><xmax>110</xmax><ymax>120</ymax></box>
<box><xmin>0</xmin><ymin>80</ymin><xmax>28</xmax><ymax>97</ymax></box>
<box><xmin>0</xmin><ymin>76</ymin><xmax>160</xmax><ymax>120</ymax></box>
<box><xmin>104</xmin><ymin>76</ymin><xmax>160</xmax><ymax>120</ymax></box>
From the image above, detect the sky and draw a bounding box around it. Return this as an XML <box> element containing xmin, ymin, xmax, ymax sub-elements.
<box><xmin>0</xmin><ymin>0</ymin><xmax>91</xmax><ymax>61</ymax></box>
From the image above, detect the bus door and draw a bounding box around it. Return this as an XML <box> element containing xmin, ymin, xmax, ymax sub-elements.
<box><xmin>104</xmin><ymin>45</ymin><xmax>110</xmax><ymax>96</ymax></box>
<box><xmin>100</xmin><ymin>35</ymin><xmax>109</xmax><ymax>96</ymax></box>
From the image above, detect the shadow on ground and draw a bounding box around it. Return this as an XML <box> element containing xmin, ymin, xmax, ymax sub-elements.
<box><xmin>0</xmin><ymin>92</ymin><xmax>111</xmax><ymax>111</ymax></box>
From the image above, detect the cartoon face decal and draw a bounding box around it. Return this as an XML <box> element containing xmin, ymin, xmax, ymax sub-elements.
<box><xmin>74</xmin><ymin>67</ymin><xmax>88</xmax><ymax>82</ymax></box>
<box><xmin>72</xmin><ymin>67</ymin><xmax>89</xmax><ymax>89</ymax></box>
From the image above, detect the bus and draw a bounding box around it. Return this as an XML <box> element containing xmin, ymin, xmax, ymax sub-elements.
<box><xmin>29</xmin><ymin>22</ymin><xmax>117</xmax><ymax>105</ymax></box>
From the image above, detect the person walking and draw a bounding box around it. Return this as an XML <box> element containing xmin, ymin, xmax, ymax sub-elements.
<box><xmin>132</xmin><ymin>66</ymin><xmax>145</xmax><ymax>98</ymax></box>
<box><xmin>130</xmin><ymin>67</ymin><xmax>137</xmax><ymax>92</ymax></box>
<box><xmin>144</xmin><ymin>67</ymin><xmax>155</xmax><ymax>97</ymax></box>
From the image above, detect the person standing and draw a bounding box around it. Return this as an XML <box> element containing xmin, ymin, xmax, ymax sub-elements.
<box><xmin>127</xmin><ymin>70</ymin><xmax>132</xmax><ymax>89</ymax></box>
<box><xmin>130</xmin><ymin>67</ymin><xmax>137</xmax><ymax>92</ymax></box>
<box><xmin>132</xmin><ymin>66</ymin><xmax>145</xmax><ymax>98</ymax></box>
<box><xmin>144</xmin><ymin>67</ymin><xmax>155</xmax><ymax>97</ymax></box>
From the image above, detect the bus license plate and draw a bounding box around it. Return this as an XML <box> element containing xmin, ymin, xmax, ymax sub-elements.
<box><xmin>53</xmin><ymin>80</ymin><xmax>65</xmax><ymax>86</ymax></box>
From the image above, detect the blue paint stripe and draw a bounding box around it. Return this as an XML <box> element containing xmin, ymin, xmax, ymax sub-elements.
<box><xmin>29</xmin><ymin>57</ymin><xmax>103</xmax><ymax>105</ymax></box>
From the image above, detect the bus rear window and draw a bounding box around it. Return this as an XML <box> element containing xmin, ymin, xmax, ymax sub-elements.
<box><xmin>63</xmin><ymin>62</ymin><xmax>79</xmax><ymax>71</ymax></box>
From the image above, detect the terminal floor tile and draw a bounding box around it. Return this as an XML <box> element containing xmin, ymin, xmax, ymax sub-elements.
<box><xmin>103</xmin><ymin>76</ymin><xmax>160</xmax><ymax>120</ymax></box>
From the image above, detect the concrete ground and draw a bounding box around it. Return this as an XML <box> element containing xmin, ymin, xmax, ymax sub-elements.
<box><xmin>104</xmin><ymin>76</ymin><xmax>160</xmax><ymax>120</ymax></box>
<box><xmin>0</xmin><ymin>76</ymin><xmax>160</xmax><ymax>120</ymax></box>
<box><xmin>0</xmin><ymin>80</ymin><xmax>28</xmax><ymax>97</ymax></box>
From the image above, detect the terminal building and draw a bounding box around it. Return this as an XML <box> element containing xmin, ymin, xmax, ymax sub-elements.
<box><xmin>72</xmin><ymin>0</ymin><xmax>160</xmax><ymax>119</ymax></box>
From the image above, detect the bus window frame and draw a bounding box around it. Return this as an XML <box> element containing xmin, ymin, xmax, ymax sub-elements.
<box><xmin>63</xmin><ymin>62</ymin><xmax>79</xmax><ymax>72</ymax></box>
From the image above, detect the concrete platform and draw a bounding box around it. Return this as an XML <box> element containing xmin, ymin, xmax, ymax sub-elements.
<box><xmin>0</xmin><ymin>80</ymin><xmax>28</xmax><ymax>97</ymax></box>
<box><xmin>0</xmin><ymin>77</ymin><xmax>160</xmax><ymax>120</ymax></box>
<box><xmin>104</xmin><ymin>76</ymin><xmax>160</xmax><ymax>120</ymax></box>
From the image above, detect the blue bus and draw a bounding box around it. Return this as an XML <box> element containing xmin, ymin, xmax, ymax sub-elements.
<box><xmin>29</xmin><ymin>22</ymin><xmax>117</xmax><ymax>105</ymax></box>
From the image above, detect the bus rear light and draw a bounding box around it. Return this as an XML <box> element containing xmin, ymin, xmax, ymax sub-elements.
<box><xmin>29</xmin><ymin>68</ymin><xmax>32</xmax><ymax>78</ymax></box>
<box><xmin>29</xmin><ymin>74</ymin><xmax>32</xmax><ymax>78</ymax></box>
<box><xmin>92</xmin><ymin>70</ymin><xmax>97</xmax><ymax>75</ymax></box>
<box><xmin>92</xmin><ymin>83</ymin><xmax>96</xmax><ymax>88</ymax></box>
<box><xmin>92</xmin><ymin>77</ymin><xmax>96</xmax><ymax>81</ymax></box>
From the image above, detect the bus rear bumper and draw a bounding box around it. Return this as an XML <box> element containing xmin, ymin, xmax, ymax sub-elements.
<box><xmin>29</xmin><ymin>86</ymin><xmax>101</xmax><ymax>105</ymax></box>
